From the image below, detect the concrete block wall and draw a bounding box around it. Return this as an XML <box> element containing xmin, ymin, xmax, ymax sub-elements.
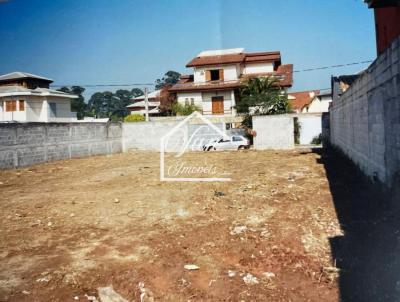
<box><xmin>0</xmin><ymin>122</ymin><xmax>122</xmax><ymax>169</ymax></box>
<box><xmin>330</xmin><ymin>36</ymin><xmax>400</xmax><ymax>187</ymax></box>
<box><xmin>122</xmin><ymin>121</ymin><xmax>225</xmax><ymax>152</ymax></box>
<box><xmin>253</xmin><ymin>115</ymin><xmax>294</xmax><ymax>150</ymax></box>
<box><xmin>123</xmin><ymin>121</ymin><xmax>180</xmax><ymax>151</ymax></box>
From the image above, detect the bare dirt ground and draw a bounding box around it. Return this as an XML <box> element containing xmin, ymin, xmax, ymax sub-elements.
<box><xmin>0</xmin><ymin>149</ymin><xmax>344</xmax><ymax>301</ymax></box>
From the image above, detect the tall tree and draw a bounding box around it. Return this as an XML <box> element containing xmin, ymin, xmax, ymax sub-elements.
<box><xmin>131</xmin><ymin>88</ymin><xmax>144</xmax><ymax>98</ymax></box>
<box><xmin>155</xmin><ymin>71</ymin><xmax>181</xmax><ymax>90</ymax></box>
<box><xmin>58</xmin><ymin>86</ymin><xmax>87</xmax><ymax>119</ymax></box>
<box><xmin>86</xmin><ymin>88</ymin><xmax>144</xmax><ymax>120</ymax></box>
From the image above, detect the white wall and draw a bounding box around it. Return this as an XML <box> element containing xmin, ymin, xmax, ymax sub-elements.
<box><xmin>176</xmin><ymin>90</ymin><xmax>236</xmax><ymax>116</ymax></box>
<box><xmin>243</xmin><ymin>62</ymin><xmax>274</xmax><ymax>75</ymax></box>
<box><xmin>193</xmin><ymin>64</ymin><xmax>239</xmax><ymax>83</ymax></box>
<box><xmin>47</xmin><ymin>98</ymin><xmax>73</xmax><ymax>122</ymax></box>
<box><xmin>0</xmin><ymin>96</ymin><xmax>74</xmax><ymax>122</ymax></box>
<box><xmin>0</xmin><ymin>98</ymin><xmax>27</xmax><ymax>121</ymax></box>
<box><xmin>177</xmin><ymin>92</ymin><xmax>203</xmax><ymax>108</ymax></box>
<box><xmin>298</xmin><ymin>114</ymin><xmax>322</xmax><ymax>145</ymax></box>
<box><xmin>253</xmin><ymin>115</ymin><xmax>294</xmax><ymax>150</ymax></box>
<box><xmin>27</xmin><ymin>97</ymin><xmax>45</xmax><ymax>122</ymax></box>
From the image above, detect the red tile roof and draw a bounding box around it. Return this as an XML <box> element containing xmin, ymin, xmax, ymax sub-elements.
<box><xmin>186</xmin><ymin>51</ymin><xmax>281</xmax><ymax>67</ymax></box>
<box><xmin>288</xmin><ymin>90</ymin><xmax>320</xmax><ymax>111</ymax></box>
<box><xmin>244</xmin><ymin>51</ymin><xmax>281</xmax><ymax>63</ymax></box>
<box><xmin>186</xmin><ymin>53</ymin><xmax>246</xmax><ymax>67</ymax></box>
<box><xmin>240</xmin><ymin>64</ymin><xmax>293</xmax><ymax>87</ymax></box>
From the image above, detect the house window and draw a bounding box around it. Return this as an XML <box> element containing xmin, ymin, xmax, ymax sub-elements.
<box><xmin>184</xmin><ymin>98</ymin><xmax>189</xmax><ymax>106</ymax></box>
<box><xmin>190</xmin><ymin>98</ymin><xmax>194</xmax><ymax>105</ymax></box>
<box><xmin>5</xmin><ymin>100</ymin><xmax>17</xmax><ymax>112</ymax></box>
<box><xmin>49</xmin><ymin>102</ymin><xmax>57</xmax><ymax>117</ymax></box>
<box><xmin>205</xmin><ymin>69</ymin><xmax>224</xmax><ymax>81</ymax></box>
<box><xmin>19</xmin><ymin>100</ymin><xmax>25</xmax><ymax>111</ymax></box>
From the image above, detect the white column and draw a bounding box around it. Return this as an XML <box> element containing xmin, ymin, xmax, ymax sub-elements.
<box><xmin>41</xmin><ymin>98</ymin><xmax>49</xmax><ymax>122</ymax></box>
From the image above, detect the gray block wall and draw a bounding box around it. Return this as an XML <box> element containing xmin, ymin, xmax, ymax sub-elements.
<box><xmin>0</xmin><ymin>122</ymin><xmax>122</xmax><ymax>169</ymax></box>
<box><xmin>123</xmin><ymin>121</ymin><xmax>225</xmax><ymax>152</ymax></box>
<box><xmin>253</xmin><ymin>115</ymin><xmax>294</xmax><ymax>150</ymax></box>
<box><xmin>330</xmin><ymin>36</ymin><xmax>400</xmax><ymax>187</ymax></box>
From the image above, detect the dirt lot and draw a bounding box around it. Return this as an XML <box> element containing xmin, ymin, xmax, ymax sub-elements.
<box><xmin>0</xmin><ymin>149</ymin><xmax>344</xmax><ymax>301</ymax></box>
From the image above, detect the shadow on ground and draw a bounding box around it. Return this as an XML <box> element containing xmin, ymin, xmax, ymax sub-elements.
<box><xmin>315</xmin><ymin>148</ymin><xmax>400</xmax><ymax>301</ymax></box>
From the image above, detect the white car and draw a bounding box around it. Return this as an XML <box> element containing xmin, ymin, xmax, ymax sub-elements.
<box><xmin>203</xmin><ymin>135</ymin><xmax>250</xmax><ymax>151</ymax></box>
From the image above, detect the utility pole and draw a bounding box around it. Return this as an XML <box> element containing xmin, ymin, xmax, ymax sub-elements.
<box><xmin>144</xmin><ymin>87</ymin><xmax>149</xmax><ymax>122</ymax></box>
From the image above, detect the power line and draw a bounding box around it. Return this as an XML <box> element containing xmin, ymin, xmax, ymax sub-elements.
<box><xmin>51</xmin><ymin>83</ymin><xmax>154</xmax><ymax>88</ymax></box>
<box><xmin>293</xmin><ymin>60</ymin><xmax>373</xmax><ymax>73</ymax></box>
<box><xmin>50</xmin><ymin>59</ymin><xmax>373</xmax><ymax>88</ymax></box>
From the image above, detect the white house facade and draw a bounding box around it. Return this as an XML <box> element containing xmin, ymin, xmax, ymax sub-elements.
<box><xmin>169</xmin><ymin>48</ymin><xmax>293</xmax><ymax>116</ymax></box>
<box><xmin>302</xmin><ymin>90</ymin><xmax>332</xmax><ymax>113</ymax></box>
<box><xmin>0</xmin><ymin>72</ymin><xmax>77</xmax><ymax>123</ymax></box>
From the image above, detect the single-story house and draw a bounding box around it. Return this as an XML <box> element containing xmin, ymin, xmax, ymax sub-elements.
<box><xmin>126</xmin><ymin>90</ymin><xmax>161</xmax><ymax>116</ymax></box>
<box><xmin>0</xmin><ymin>72</ymin><xmax>77</xmax><ymax>122</ymax></box>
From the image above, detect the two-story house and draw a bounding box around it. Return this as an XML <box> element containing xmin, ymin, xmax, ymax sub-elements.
<box><xmin>0</xmin><ymin>72</ymin><xmax>77</xmax><ymax>123</ymax></box>
<box><xmin>169</xmin><ymin>48</ymin><xmax>293</xmax><ymax>116</ymax></box>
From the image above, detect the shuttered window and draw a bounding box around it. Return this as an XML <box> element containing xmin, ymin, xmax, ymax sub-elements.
<box><xmin>5</xmin><ymin>100</ymin><xmax>17</xmax><ymax>112</ymax></box>
<box><xmin>206</xmin><ymin>69</ymin><xmax>224</xmax><ymax>81</ymax></box>
<box><xmin>19</xmin><ymin>100</ymin><xmax>25</xmax><ymax>111</ymax></box>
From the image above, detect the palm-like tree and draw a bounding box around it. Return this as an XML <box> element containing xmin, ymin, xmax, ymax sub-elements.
<box><xmin>237</xmin><ymin>77</ymin><xmax>290</xmax><ymax>115</ymax></box>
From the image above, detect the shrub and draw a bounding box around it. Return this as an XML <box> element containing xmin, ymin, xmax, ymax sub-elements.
<box><xmin>311</xmin><ymin>133</ymin><xmax>322</xmax><ymax>145</ymax></box>
<box><xmin>124</xmin><ymin>114</ymin><xmax>145</xmax><ymax>122</ymax></box>
<box><xmin>171</xmin><ymin>103</ymin><xmax>201</xmax><ymax>116</ymax></box>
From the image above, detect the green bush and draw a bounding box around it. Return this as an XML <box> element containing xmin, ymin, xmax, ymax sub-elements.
<box><xmin>311</xmin><ymin>133</ymin><xmax>322</xmax><ymax>145</ymax></box>
<box><xmin>124</xmin><ymin>114</ymin><xmax>145</xmax><ymax>122</ymax></box>
<box><xmin>171</xmin><ymin>103</ymin><xmax>201</xmax><ymax>116</ymax></box>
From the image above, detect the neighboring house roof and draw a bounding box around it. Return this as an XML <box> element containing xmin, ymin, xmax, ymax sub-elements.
<box><xmin>132</xmin><ymin>90</ymin><xmax>160</xmax><ymax>101</ymax></box>
<box><xmin>186</xmin><ymin>50</ymin><xmax>281</xmax><ymax>67</ymax></box>
<box><xmin>0</xmin><ymin>85</ymin><xmax>77</xmax><ymax>98</ymax></box>
<box><xmin>317</xmin><ymin>89</ymin><xmax>332</xmax><ymax>97</ymax></box>
<box><xmin>126</xmin><ymin>100</ymin><xmax>160</xmax><ymax>108</ymax></box>
<box><xmin>0</xmin><ymin>71</ymin><xmax>53</xmax><ymax>83</ymax></box>
<box><xmin>332</xmin><ymin>75</ymin><xmax>360</xmax><ymax>86</ymax></box>
<box><xmin>288</xmin><ymin>90</ymin><xmax>320</xmax><ymax>111</ymax></box>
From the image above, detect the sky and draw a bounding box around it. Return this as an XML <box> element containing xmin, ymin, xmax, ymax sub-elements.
<box><xmin>0</xmin><ymin>0</ymin><xmax>376</xmax><ymax>98</ymax></box>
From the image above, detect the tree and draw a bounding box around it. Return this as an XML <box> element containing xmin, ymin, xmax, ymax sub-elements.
<box><xmin>237</xmin><ymin>77</ymin><xmax>290</xmax><ymax>115</ymax></box>
<box><xmin>58</xmin><ymin>86</ymin><xmax>87</xmax><ymax>119</ymax></box>
<box><xmin>237</xmin><ymin>77</ymin><xmax>290</xmax><ymax>129</ymax></box>
<box><xmin>155</xmin><ymin>71</ymin><xmax>181</xmax><ymax>90</ymax></box>
<box><xmin>131</xmin><ymin>88</ymin><xmax>144</xmax><ymax>98</ymax></box>
<box><xmin>86</xmin><ymin>88</ymin><xmax>144</xmax><ymax>120</ymax></box>
<box><xmin>87</xmin><ymin>91</ymin><xmax>115</xmax><ymax>118</ymax></box>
